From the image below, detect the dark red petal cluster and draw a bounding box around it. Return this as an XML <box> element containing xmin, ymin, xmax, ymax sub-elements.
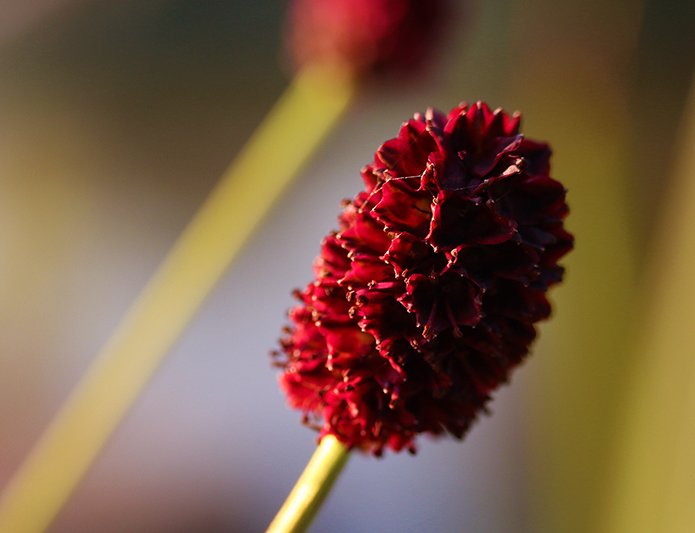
<box><xmin>284</xmin><ymin>0</ymin><xmax>448</xmax><ymax>76</ymax></box>
<box><xmin>275</xmin><ymin>102</ymin><xmax>573</xmax><ymax>455</ymax></box>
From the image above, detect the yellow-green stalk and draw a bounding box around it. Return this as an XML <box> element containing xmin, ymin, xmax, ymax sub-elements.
<box><xmin>0</xmin><ymin>64</ymin><xmax>356</xmax><ymax>533</ymax></box>
<box><xmin>266</xmin><ymin>436</ymin><xmax>350</xmax><ymax>533</ymax></box>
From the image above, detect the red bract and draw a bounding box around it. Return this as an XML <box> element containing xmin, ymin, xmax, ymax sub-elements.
<box><xmin>275</xmin><ymin>102</ymin><xmax>573</xmax><ymax>455</ymax></box>
<box><xmin>284</xmin><ymin>0</ymin><xmax>448</xmax><ymax>76</ymax></box>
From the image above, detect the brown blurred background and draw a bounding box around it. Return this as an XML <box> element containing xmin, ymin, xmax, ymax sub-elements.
<box><xmin>1</xmin><ymin>0</ymin><xmax>694</xmax><ymax>532</ymax></box>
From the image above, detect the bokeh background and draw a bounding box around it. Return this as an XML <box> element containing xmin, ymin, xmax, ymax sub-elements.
<box><xmin>1</xmin><ymin>0</ymin><xmax>695</xmax><ymax>532</ymax></box>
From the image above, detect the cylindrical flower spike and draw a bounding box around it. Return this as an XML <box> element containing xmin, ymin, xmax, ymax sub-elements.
<box><xmin>284</xmin><ymin>0</ymin><xmax>449</xmax><ymax>77</ymax></box>
<box><xmin>276</xmin><ymin>102</ymin><xmax>573</xmax><ymax>455</ymax></box>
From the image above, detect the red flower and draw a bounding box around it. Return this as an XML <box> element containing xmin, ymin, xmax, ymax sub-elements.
<box><xmin>275</xmin><ymin>102</ymin><xmax>573</xmax><ymax>455</ymax></box>
<box><xmin>284</xmin><ymin>0</ymin><xmax>448</xmax><ymax>76</ymax></box>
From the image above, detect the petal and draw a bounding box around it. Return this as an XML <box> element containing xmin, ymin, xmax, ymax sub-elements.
<box><xmin>338</xmin><ymin>254</ymin><xmax>395</xmax><ymax>290</ymax></box>
<box><xmin>373</xmin><ymin>177</ymin><xmax>433</xmax><ymax>238</ymax></box>
<box><xmin>399</xmin><ymin>272</ymin><xmax>482</xmax><ymax>335</ymax></box>
<box><xmin>448</xmin><ymin>240</ymin><xmax>540</xmax><ymax>290</ymax></box>
<box><xmin>338</xmin><ymin>209</ymin><xmax>392</xmax><ymax>255</ymax></box>
<box><xmin>376</xmin><ymin>118</ymin><xmax>436</xmax><ymax>176</ymax></box>
<box><xmin>427</xmin><ymin>191</ymin><xmax>517</xmax><ymax>251</ymax></box>
<box><xmin>381</xmin><ymin>232</ymin><xmax>434</xmax><ymax>278</ymax></box>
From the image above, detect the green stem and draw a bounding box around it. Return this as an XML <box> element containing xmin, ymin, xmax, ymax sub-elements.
<box><xmin>266</xmin><ymin>436</ymin><xmax>350</xmax><ymax>533</ymax></box>
<box><xmin>0</xmin><ymin>64</ymin><xmax>356</xmax><ymax>533</ymax></box>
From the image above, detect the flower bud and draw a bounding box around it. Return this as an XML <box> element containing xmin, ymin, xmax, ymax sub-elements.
<box><xmin>276</xmin><ymin>102</ymin><xmax>573</xmax><ymax>455</ymax></box>
<box><xmin>284</xmin><ymin>0</ymin><xmax>449</xmax><ymax>77</ymax></box>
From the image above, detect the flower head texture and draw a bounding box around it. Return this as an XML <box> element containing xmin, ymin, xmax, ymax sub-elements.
<box><xmin>276</xmin><ymin>102</ymin><xmax>573</xmax><ymax>455</ymax></box>
<box><xmin>284</xmin><ymin>0</ymin><xmax>448</xmax><ymax>76</ymax></box>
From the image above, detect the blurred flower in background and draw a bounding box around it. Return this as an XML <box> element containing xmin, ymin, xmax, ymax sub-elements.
<box><xmin>0</xmin><ymin>1</ymin><xmax>694</xmax><ymax>532</ymax></box>
<box><xmin>284</xmin><ymin>0</ymin><xmax>449</xmax><ymax>76</ymax></box>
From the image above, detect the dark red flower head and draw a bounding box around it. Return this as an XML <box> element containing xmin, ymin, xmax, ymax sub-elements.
<box><xmin>275</xmin><ymin>102</ymin><xmax>573</xmax><ymax>455</ymax></box>
<box><xmin>284</xmin><ymin>0</ymin><xmax>448</xmax><ymax>77</ymax></box>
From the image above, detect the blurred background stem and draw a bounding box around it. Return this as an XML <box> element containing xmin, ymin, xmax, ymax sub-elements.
<box><xmin>600</xmin><ymin>71</ymin><xmax>695</xmax><ymax>533</ymax></box>
<box><xmin>0</xmin><ymin>63</ymin><xmax>356</xmax><ymax>533</ymax></box>
<box><xmin>506</xmin><ymin>1</ymin><xmax>643</xmax><ymax>531</ymax></box>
